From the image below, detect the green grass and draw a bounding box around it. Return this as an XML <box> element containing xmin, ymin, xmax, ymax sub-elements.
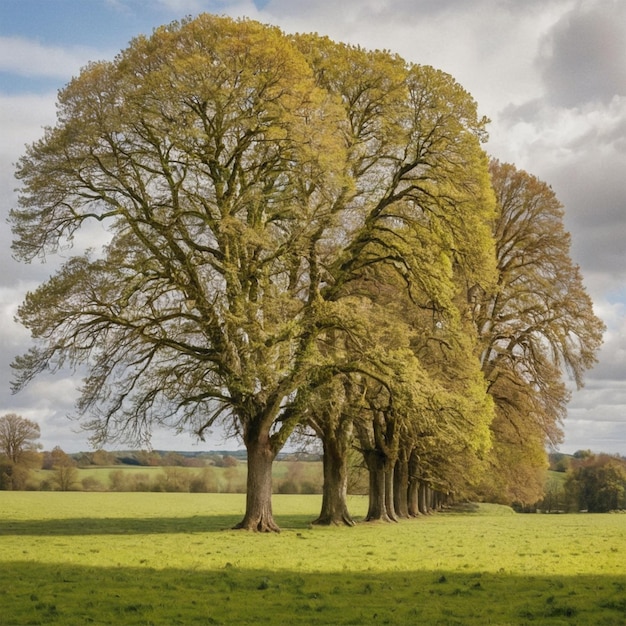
<box><xmin>1</xmin><ymin>493</ymin><xmax>625</xmax><ymax>624</ymax></box>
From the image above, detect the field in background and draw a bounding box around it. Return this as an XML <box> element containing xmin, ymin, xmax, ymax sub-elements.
<box><xmin>1</xmin><ymin>493</ymin><xmax>625</xmax><ymax>624</ymax></box>
<box><xmin>30</xmin><ymin>459</ymin><xmax>326</xmax><ymax>494</ymax></box>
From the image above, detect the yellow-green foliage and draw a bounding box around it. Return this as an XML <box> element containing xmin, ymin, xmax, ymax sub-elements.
<box><xmin>1</xmin><ymin>493</ymin><xmax>625</xmax><ymax>625</ymax></box>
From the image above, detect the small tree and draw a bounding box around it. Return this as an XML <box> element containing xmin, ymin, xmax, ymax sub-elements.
<box><xmin>109</xmin><ymin>470</ymin><xmax>128</xmax><ymax>492</ymax></box>
<box><xmin>156</xmin><ymin>466</ymin><xmax>192</xmax><ymax>492</ymax></box>
<box><xmin>0</xmin><ymin>413</ymin><xmax>41</xmax><ymax>490</ymax></box>
<box><xmin>539</xmin><ymin>476</ymin><xmax>567</xmax><ymax>513</ymax></box>
<box><xmin>190</xmin><ymin>467</ymin><xmax>218</xmax><ymax>493</ymax></box>
<box><xmin>0</xmin><ymin>413</ymin><xmax>41</xmax><ymax>464</ymax></box>
<box><xmin>50</xmin><ymin>446</ymin><xmax>79</xmax><ymax>491</ymax></box>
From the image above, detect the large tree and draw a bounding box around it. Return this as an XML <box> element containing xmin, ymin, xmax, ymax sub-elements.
<box><xmin>472</xmin><ymin>161</ymin><xmax>605</xmax><ymax>504</ymax></box>
<box><xmin>11</xmin><ymin>16</ymin><xmax>497</xmax><ymax>529</ymax></box>
<box><xmin>291</xmin><ymin>35</ymin><xmax>497</xmax><ymax>524</ymax></box>
<box><xmin>11</xmin><ymin>16</ymin><xmax>347</xmax><ymax>530</ymax></box>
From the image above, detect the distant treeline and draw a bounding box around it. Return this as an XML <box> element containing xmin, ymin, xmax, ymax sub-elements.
<box><xmin>67</xmin><ymin>449</ymin><xmax>248</xmax><ymax>468</ymax></box>
<box><xmin>29</xmin><ymin>454</ymin><xmax>327</xmax><ymax>495</ymax></box>
<box><xmin>66</xmin><ymin>449</ymin><xmax>318</xmax><ymax>467</ymax></box>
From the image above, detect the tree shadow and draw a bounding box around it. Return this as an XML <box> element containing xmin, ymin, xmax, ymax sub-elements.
<box><xmin>2</xmin><ymin>560</ymin><xmax>625</xmax><ymax>624</ymax></box>
<box><xmin>0</xmin><ymin>514</ymin><xmax>322</xmax><ymax>535</ymax></box>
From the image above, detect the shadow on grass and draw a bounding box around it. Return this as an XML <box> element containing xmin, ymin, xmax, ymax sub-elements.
<box><xmin>2</xmin><ymin>561</ymin><xmax>626</xmax><ymax>625</ymax></box>
<box><xmin>0</xmin><ymin>514</ymin><xmax>323</xmax><ymax>536</ymax></box>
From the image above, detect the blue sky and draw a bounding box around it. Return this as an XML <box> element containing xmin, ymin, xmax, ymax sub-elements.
<box><xmin>1</xmin><ymin>0</ymin><xmax>625</xmax><ymax>453</ymax></box>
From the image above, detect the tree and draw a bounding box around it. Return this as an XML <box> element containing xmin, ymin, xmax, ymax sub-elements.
<box><xmin>354</xmin><ymin>351</ymin><xmax>431</xmax><ymax>523</ymax></box>
<box><xmin>471</xmin><ymin>161</ymin><xmax>605</xmax><ymax>505</ymax></box>
<box><xmin>50</xmin><ymin>446</ymin><xmax>79</xmax><ymax>491</ymax></box>
<box><xmin>11</xmin><ymin>16</ymin><xmax>347</xmax><ymax>531</ymax></box>
<box><xmin>539</xmin><ymin>476</ymin><xmax>566</xmax><ymax>513</ymax></box>
<box><xmin>11</xmin><ymin>16</ymin><xmax>497</xmax><ymax>529</ymax></box>
<box><xmin>565</xmin><ymin>454</ymin><xmax>626</xmax><ymax>512</ymax></box>
<box><xmin>291</xmin><ymin>35</ymin><xmax>497</xmax><ymax>524</ymax></box>
<box><xmin>306</xmin><ymin>375</ymin><xmax>357</xmax><ymax>526</ymax></box>
<box><xmin>0</xmin><ymin>413</ymin><xmax>40</xmax><ymax>465</ymax></box>
<box><xmin>0</xmin><ymin>413</ymin><xmax>41</xmax><ymax>490</ymax></box>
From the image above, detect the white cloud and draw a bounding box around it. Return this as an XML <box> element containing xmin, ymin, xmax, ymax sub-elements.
<box><xmin>143</xmin><ymin>0</ymin><xmax>262</xmax><ymax>19</ymax></box>
<box><xmin>0</xmin><ymin>93</ymin><xmax>57</xmax><ymax>174</ymax></box>
<box><xmin>0</xmin><ymin>36</ymin><xmax>98</xmax><ymax>81</ymax></box>
<box><xmin>0</xmin><ymin>93</ymin><xmax>60</xmax><ymax>283</ymax></box>
<box><xmin>559</xmin><ymin>412</ymin><xmax>626</xmax><ymax>455</ymax></box>
<box><xmin>586</xmin><ymin>299</ymin><xmax>626</xmax><ymax>378</ymax></box>
<box><xmin>154</xmin><ymin>0</ymin><xmax>207</xmax><ymax>12</ymax></box>
<box><xmin>262</xmin><ymin>0</ymin><xmax>568</xmax><ymax>116</ymax></box>
<box><xmin>0</xmin><ymin>284</ymin><xmax>34</xmax><ymax>346</ymax></box>
<box><xmin>563</xmin><ymin>295</ymin><xmax>626</xmax><ymax>454</ymax></box>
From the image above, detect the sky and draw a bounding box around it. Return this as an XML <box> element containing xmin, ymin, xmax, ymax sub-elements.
<box><xmin>0</xmin><ymin>0</ymin><xmax>625</xmax><ymax>454</ymax></box>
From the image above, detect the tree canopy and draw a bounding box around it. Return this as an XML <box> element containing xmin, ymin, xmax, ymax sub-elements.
<box><xmin>565</xmin><ymin>453</ymin><xmax>626</xmax><ymax>512</ymax></box>
<box><xmin>472</xmin><ymin>161</ymin><xmax>605</xmax><ymax>505</ymax></box>
<box><xmin>10</xmin><ymin>14</ymin><xmax>603</xmax><ymax>527</ymax></box>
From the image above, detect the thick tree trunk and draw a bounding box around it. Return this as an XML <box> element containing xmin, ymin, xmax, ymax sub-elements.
<box><xmin>234</xmin><ymin>434</ymin><xmax>280</xmax><ymax>532</ymax></box>
<box><xmin>363</xmin><ymin>449</ymin><xmax>393</xmax><ymax>522</ymax></box>
<box><xmin>384</xmin><ymin>464</ymin><xmax>398</xmax><ymax>522</ymax></box>
<box><xmin>313</xmin><ymin>435</ymin><xmax>355</xmax><ymax>526</ymax></box>
<box><xmin>393</xmin><ymin>452</ymin><xmax>410</xmax><ymax>519</ymax></box>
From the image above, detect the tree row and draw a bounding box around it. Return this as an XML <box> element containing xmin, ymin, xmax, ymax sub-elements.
<box><xmin>11</xmin><ymin>15</ymin><xmax>604</xmax><ymax>530</ymax></box>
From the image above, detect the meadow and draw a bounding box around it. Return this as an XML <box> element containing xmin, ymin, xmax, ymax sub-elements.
<box><xmin>1</xmin><ymin>493</ymin><xmax>625</xmax><ymax>625</ymax></box>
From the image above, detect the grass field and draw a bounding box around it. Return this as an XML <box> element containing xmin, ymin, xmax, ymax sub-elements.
<box><xmin>1</xmin><ymin>493</ymin><xmax>625</xmax><ymax>625</ymax></box>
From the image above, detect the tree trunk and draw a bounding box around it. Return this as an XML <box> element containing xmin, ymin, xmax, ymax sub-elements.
<box><xmin>418</xmin><ymin>480</ymin><xmax>431</xmax><ymax>515</ymax></box>
<box><xmin>432</xmin><ymin>490</ymin><xmax>442</xmax><ymax>511</ymax></box>
<box><xmin>363</xmin><ymin>449</ymin><xmax>393</xmax><ymax>522</ymax></box>
<box><xmin>313</xmin><ymin>435</ymin><xmax>355</xmax><ymax>526</ymax></box>
<box><xmin>393</xmin><ymin>452</ymin><xmax>410</xmax><ymax>519</ymax></box>
<box><xmin>234</xmin><ymin>434</ymin><xmax>280</xmax><ymax>532</ymax></box>
<box><xmin>384</xmin><ymin>464</ymin><xmax>398</xmax><ymax>522</ymax></box>
<box><xmin>407</xmin><ymin>479</ymin><xmax>420</xmax><ymax>516</ymax></box>
<box><xmin>407</xmin><ymin>448</ymin><xmax>421</xmax><ymax>516</ymax></box>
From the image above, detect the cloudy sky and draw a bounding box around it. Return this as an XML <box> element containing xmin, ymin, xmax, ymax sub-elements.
<box><xmin>0</xmin><ymin>0</ymin><xmax>624</xmax><ymax>453</ymax></box>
